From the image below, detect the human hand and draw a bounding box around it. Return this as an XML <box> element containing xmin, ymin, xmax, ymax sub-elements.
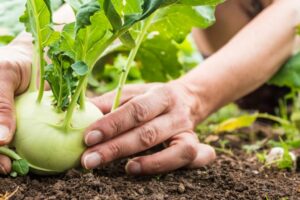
<box><xmin>0</xmin><ymin>44</ymin><xmax>31</xmax><ymax>175</ymax></box>
<box><xmin>81</xmin><ymin>82</ymin><xmax>216</xmax><ymax>175</ymax></box>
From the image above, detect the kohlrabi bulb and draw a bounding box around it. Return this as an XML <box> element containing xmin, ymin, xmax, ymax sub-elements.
<box><xmin>14</xmin><ymin>91</ymin><xmax>102</xmax><ymax>174</ymax></box>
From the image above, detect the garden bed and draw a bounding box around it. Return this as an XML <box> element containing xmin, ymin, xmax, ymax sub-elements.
<box><xmin>1</xmin><ymin>147</ymin><xmax>299</xmax><ymax>200</ymax></box>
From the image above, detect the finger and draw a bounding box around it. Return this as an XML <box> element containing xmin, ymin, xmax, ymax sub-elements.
<box><xmin>0</xmin><ymin>154</ymin><xmax>11</xmax><ymax>175</ymax></box>
<box><xmin>82</xmin><ymin>113</ymin><xmax>190</xmax><ymax>169</ymax></box>
<box><xmin>85</xmin><ymin>85</ymin><xmax>172</xmax><ymax>146</ymax></box>
<box><xmin>125</xmin><ymin>132</ymin><xmax>204</xmax><ymax>175</ymax></box>
<box><xmin>187</xmin><ymin>143</ymin><xmax>216</xmax><ymax>169</ymax></box>
<box><xmin>90</xmin><ymin>83</ymin><xmax>158</xmax><ymax>114</ymax></box>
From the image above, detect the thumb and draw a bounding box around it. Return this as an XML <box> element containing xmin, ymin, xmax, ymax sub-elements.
<box><xmin>0</xmin><ymin>67</ymin><xmax>18</xmax><ymax>146</ymax></box>
<box><xmin>0</xmin><ymin>93</ymin><xmax>15</xmax><ymax>146</ymax></box>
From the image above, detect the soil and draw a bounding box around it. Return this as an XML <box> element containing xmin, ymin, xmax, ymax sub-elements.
<box><xmin>1</xmin><ymin>147</ymin><xmax>300</xmax><ymax>200</ymax></box>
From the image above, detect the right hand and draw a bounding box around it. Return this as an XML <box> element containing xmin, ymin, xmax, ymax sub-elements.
<box><xmin>0</xmin><ymin>44</ymin><xmax>31</xmax><ymax>175</ymax></box>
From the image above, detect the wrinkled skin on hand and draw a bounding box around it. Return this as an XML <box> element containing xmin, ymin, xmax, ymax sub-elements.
<box><xmin>0</xmin><ymin>45</ymin><xmax>31</xmax><ymax>174</ymax></box>
<box><xmin>82</xmin><ymin>83</ymin><xmax>216</xmax><ymax>175</ymax></box>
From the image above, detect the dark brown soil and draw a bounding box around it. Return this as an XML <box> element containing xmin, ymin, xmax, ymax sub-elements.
<box><xmin>1</xmin><ymin>149</ymin><xmax>299</xmax><ymax>200</ymax></box>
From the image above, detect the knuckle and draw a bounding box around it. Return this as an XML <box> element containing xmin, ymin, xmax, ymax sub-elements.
<box><xmin>169</xmin><ymin>112</ymin><xmax>193</xmax><ymax>132</ymax></box>
<box><xmin>151</xmin><ymin>160</ymin><xmax>162</xmax><ymax>172</ymax></box>
<box><xmin>106</xmin><ymin>142</ymin><xmax>123</xmax><ymax>159</ymax></box>
<box><xmin>156</xmin><ymin>85</ymin><xmax>175</xmax><ymax>109</ymax></box>
<box><xmin>107</xmin><ymin>118</ymin><xmax>123</xmax><ymax>136</ymax></box>
<box><xmin>0</xmin><ymin>60</ymin><xmax>13</xmax><ymax>71</ymax></box>
<box><xmin>0</xmin><ymin>98</ymin><xmax>13</xmax><ymax>114</ymax></box>
<box><xmin>179</xmin><ymin>115</ymin><xmax>194</xmax><ymax>130</ymax></box>
<box><xmin>130</xmin><ymin>101</ymin><xmax>149</xmax><ymax>123</ymax></box>
<box><xmin>0</xmin><ymin>60</ymin><xmax>18</xmax><ymax>78</ymax></box>
<box><xmin>181</xmin><ymin>142</ymin><xmax>198</xmax><ymax>162</ymax></box>
<box><xmin>139</xmin><ymin>125</ymin><xmax>158</xmax><ymax>148</ymax></box>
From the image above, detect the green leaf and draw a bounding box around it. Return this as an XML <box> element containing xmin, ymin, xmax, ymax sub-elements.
<box><xmin>101</xmin><ymin>0</ymin><xmax>136</xmax><ymax>47</ymax></box>
<box><xmin>71</xmin><ymin>61</ymin><xmax>89</xmax><ymax>76</ymax></box>
<box><xmin>177</xmin><ymin>0</ymin><xmax>223</xmax><ymax>6</ymax></box>
<box><xmin>0</xmin><ymin>35</ymin><xmax>15</xmax><ymax>45</ymax></box>
<box><xmin>150</xmin><ymin>5</ymin><xmax>216</xmax><ymax>42</ymax></box>
<box><xmin>277</xmin><ymin>142</ymin><xmax>294</xmax><ymax>170</ymax></box>
<box><xmin>75</xmin><ymin>1</ymin><xmax>100</xmax><ymax>33</ymax></box>
<box><xmin>102</xmin><ymin>0</ymin><xmax>122</xmax><ymax>30</ymax></box>
<box><xmin>20</xmin><ymin>0</ymin><xmax>54</xmax><ymax>44</ymax></box>
<box><xmin>137</xmin><ymin>34</ymin><xmax>183</xmax><ymax>82</ymax></box>
<box><xmin>75</xmin><ymin>9</ymin><xmax>113</xmax><ymax>66</ymax></box>
<box><xmin>110</xmin><ymin>0</ymin><xmax>142</xmax><ymax>15</ymax></box>
<box><xmin>12</xmin><ymin>159</ymin><xmax>30</xmax><ymax>176</ymax></box>
<box><xmin>269</xmin><ymin>53</ymin><xmax>300</xmax><ymax>89</ymax></box>
<box><xmin>65</xmin><ymin>0</ymin><xmax>92</xmax><ymax>12</ymax></box>
<box><xmin>123</xmin><ymin>0</ymin><xmax>165</xmax><ymax>29</ymax></box>
<box><xmin>119</xmin><ymin>32</ymin><xmax>136</xmax><ymax>48</ymax></box>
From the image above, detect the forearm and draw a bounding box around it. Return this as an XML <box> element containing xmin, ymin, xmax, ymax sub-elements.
<box><xmin>179</xmin><ymin>0</ymin><xmax>300</xmax><ymax>122</ymax></box>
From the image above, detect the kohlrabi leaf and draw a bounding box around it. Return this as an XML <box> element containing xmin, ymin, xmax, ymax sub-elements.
<box><xmin>20</xmin><ymin>0</ymin><xmax>56</xmax><ymax>47</ymax></box>
<box><xmin>75</xmin><ymin>1</ymin><xmax>100</xmax><ymax>33</ymax></box>
<box><xmin>269</xmin><ymin>53</ymin><xmax>300</xmax><ymax>89</ymax></box>
<box><xmin>123</xmin><ymin>0</ymin><xmax>165</xmax><ymax>29</ymax></box>
<box><xmin>75</xmin><ymin>9</ymin><xmax>113</xmax><ymax>66</ymax></box>
<box><xmin>137</xmin><ymin>34</ymin><xmax>183</xmax><ymax>82</ymax></box>
<box><xmin>109</xmin><ymin>0</ymin><xmax>142</xmax><ymax>15</ymax></box>
<box><xmin>102</xmin><ymin>0</ymin><xmax>136</xmax><ymax>47</ymax></box>
<box><xmin>177</xmin><ymin>0</ymin><xmax>223</xmax><ymax>6</ymax></box>
<box><xmin>12</xmin><ymin>159</ymin><xmax>30</xmax><ymax>176</ymax></box>
<box><xmin>150</xmin><ymin>5</ymin><xmax>216</xmax><ymax>42</ymax></box>
<box><xmin>52</xmin><ymin>23</ymin><xmax>76</xmax><ymax>59</ymax></box>
<box><xmin>65</xmin><ymin>0</ymin><xmax>93</xmax><ymax>12</ymax></box>
<box><xmin>20</xmin><ymin>0</ymin><xmax>58</xmax><ymax>100</ymax></box>
<box><xmin>102</xmin><ymin>0</ymin><xmax>122</xmax><ymax>30</ymax></box>
<box><xmin>71</xmin><ymin>61</ymin><xmax>89</xmax><ymax>76</ymax></box>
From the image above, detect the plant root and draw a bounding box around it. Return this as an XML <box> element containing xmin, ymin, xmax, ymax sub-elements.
<box><xmin>0</xmin><ymin>187</ymin><xmax>19</xmax><ymax>200</ymax></box>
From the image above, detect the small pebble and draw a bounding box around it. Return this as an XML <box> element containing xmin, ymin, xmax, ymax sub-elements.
<box><xmin>178</xmin><ymin>183</ymin><xmax>185</xmax><ymax>194</ymax></box>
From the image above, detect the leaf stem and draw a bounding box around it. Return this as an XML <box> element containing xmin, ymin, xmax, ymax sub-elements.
<box><xmin>62</xmin><ymin>76</ymin><xmax>87</xmax><ymax>130</ymax></box>
<box><xmin>79</xmin><ymin>79</ymin><xmax>88</xmax><ymax>110</ymax></box>
<box><xmin>61</xmin><ymin>13</ymin><xmax>145</xmax><ymax>129</ymax></box>
<box><xmin>27</xmin><ymin>0</ymin><xmax>45</xmax><ymax>102</ymax></box>
<box><xmin>257</xmin><ymin>113</ymin><xmax>291</xmax><ymax>126</ymax></box>
<box><xmin>111</xmin><ymin>14</ymin><xmax>155</xmax><ymax>111</ymax></box>
<box><xmin>27</xmin><ymin>47</ymin><xmax>38</xmax><ymax>92</ymax></box>
<box><xmin>37</xmin><ymin>49</ymin><xmax>45</xmax><ymax>103</ymax></box>
<box><xmin>0</xmin><ymin>147</ymin><xmax>22</xmax><ymax>161</ymax></box>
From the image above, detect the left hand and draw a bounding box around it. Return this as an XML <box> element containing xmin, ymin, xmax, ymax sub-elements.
<box><xmin>81</xmin><ymin>82</ymin><xmax>216</xmax><ymax>175</ymax></box>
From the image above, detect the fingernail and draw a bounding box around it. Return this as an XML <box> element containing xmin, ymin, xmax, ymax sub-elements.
<box><xmin>83</xmin><ymin>152</ymin><xmax>102</xmax><ymax>169</ymax></box>
<box><xmin>0</xmin><ymin>164</ymin><xmax>7</xmax><ymax>175</ymax></box>
<box><xmin>126</xmin><ymin>160</ymin><xmax>141</xmax><ymax>175</ymax></box>
<box><xmin>0</xmin><ymin>125</ymin><xmax>9</xmax><ymax>142</ymax></box>
<box><xmin>85</xmin><ymin>130</ymin><xmax>103</xmax><ymax>146</ymax></box>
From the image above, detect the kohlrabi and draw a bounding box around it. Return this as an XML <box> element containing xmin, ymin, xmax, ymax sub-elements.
<box><xmin>0</xmin><ymin>0</ymin><xmax>221</xmax><ymax>175</ymax></box>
